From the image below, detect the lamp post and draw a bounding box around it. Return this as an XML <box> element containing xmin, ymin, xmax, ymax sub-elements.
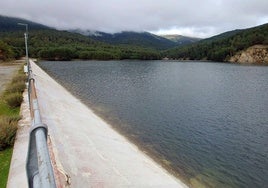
<box><xmin>17</xmin><ymin>23</ymin><xmax>29</xmax><ymax>74</ymax></box>
<box><xmin>18</xmin><ymin>23</ymin><xmax>31</xmax><ymax>106</ymax></box>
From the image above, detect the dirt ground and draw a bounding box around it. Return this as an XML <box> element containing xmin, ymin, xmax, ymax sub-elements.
<box><xmin>0</xmin><ymin>61</ymin><xmax>23</xmax><ymax>93</ymax></box>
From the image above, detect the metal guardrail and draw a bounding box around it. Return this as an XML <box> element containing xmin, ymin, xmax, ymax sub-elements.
<box><xmin>18</xmin><ymin>23</ymin><xmax>56</xmax><ymax>187</ymax></box>
<box><xmin>26</xmin><ymin>61</ymin><xmax>57</xmax><ymax>188</ymax></box>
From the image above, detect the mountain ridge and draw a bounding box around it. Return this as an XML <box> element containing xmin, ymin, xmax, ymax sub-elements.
<box><xmin>0</xmin><ymin>15</ymin><xmax>162</xmax><ymax>60</ymax></box>
<box><xmin>160</xmin><ymin>34</ymin><xmax>201</xmax><ymax>44</ymax></box>
<box><xmin>0</xmin><ymin>15</ymin><xmax>51</xmax><ymax>32</ymax></box>
<box><xmin>69</xmin><ymin>29</ymin><xmax>200</xmax><ymax>50</ymax></box>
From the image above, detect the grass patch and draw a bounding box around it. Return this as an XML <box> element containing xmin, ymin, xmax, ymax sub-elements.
<box><xmin>0</xmin><ymin>67</ymin><xmax>25</xmax><ymax>149</ymax></box>
<box><xmin>4</xmin><ymin>81</ymin><xmax>26</xmax><ymax>94</ymax></box>
<box><xmin>3</xmin><ymin>92</ymin><xmax>23</xmax><ymax>108</ymax></box>
<box><xmin>11</xmin><ymin>74</ymin><xmax>27</xmax><ymax>83</ymax></box>
<box><xmin>0</xmin><ymin>65</ymin><xmax>26</xmax><ymax>186</ymax></box>
<box><xmin>0</xmin><ymin>147</ymin><xmax>13</xmax><ymax>188</ymax></box>
<box><xmin>0</xmin><ymin>100</ymin><xmax>19</xmax><ymax>116</ymax></box>
<box><xmin>0</xmin><ymin>116</ymin><xmax>20</xmax><ymax>150</ymax></box>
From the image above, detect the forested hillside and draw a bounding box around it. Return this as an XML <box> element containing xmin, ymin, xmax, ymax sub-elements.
<box><xmin>70</xmin><ymin>30</ymin><xmax>200</xmax><ymax>50</ymax></box>
<box><xmin>1</xmin><ymin>15</ymin><xmax>267</xmax><ymax>62</ymax></box>
<box><xmin>0</xmin><ymin>40</ymin><xmax>14</xmax><ymax>60</ymax></box>
<box><xmin>86</xmin><ymin>31</ymin><xmax>177</xmax><ymax>50</ymax></box>
<box><xmin>165</xmin><ymin>23</ymin><xmax>268</xmax><ymax>61</ymax></box>
<box><xmin>0</xmin><ymin>16</ymin><xmax>161</xmax><ymax>61</ymax></box>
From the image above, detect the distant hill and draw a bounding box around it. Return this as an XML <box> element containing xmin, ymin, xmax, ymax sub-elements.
<box><xmin>70</xmin><ymin>30</ymin><xmax>178</xmax><ymax>50</ymax></box>
<box><xmin>2</xmin><ymin>15</ymin><xmax>267</xmax><ymax>63</ymax></box>
<box><xmin>70</xmin><ymin>30</ymin><xmax>200</xmax><ymax>50</ymax></box>
<box><xmin>0</xmin><ymin>15</ymin><xmax>50</xmax><ymax>32</ymax></box>
<box><xmin>0</xmin><ymin>15</ymin><xmax>162</xmax><ymax>60</ymax></box>
<box><xmin>165</xmin><ymin>23</ymin><xmax>268</xmax><ymax>62</ymax></box>
<box><xmin>160</xmin><ymin>34</ymin><xmax>201</xmax><ymax>45</ymax></box>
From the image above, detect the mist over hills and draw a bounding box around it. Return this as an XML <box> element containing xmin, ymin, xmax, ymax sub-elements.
<box><xmin>160</xmin><ymin>34</ymin><xmax>201</xmax><ymax>44</ymax></box>
<box><xmin>69</xmin><ymin>29</ymin><xmax>200</xmax><ymax>50</ymax></box>
<box><xmin>0</xmin><ymin>15</ymin><xmax>164</xmax><ymax>60</ymax></box>
<box><xmin>0</xmin><ymin>15</ymin><xmax>50</xmax><ymax>32</ymax></box>
<box><xmin>0</xmin><ymin>15</ymin><xmax>201</xmax><ymax>51</ymax></box>
<box><xmin>165</xmin><ymin>23</ymin><xmax>268</xmax><ymax>62</ymax></box>
<box><xmin>0</xmin><ymin>15</ymin><xmax>267</xmax><ymax>63</ymax></box>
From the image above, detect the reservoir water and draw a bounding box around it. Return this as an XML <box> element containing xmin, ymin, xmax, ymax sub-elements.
<box><xmin>39</xmin><ymin>60</ymin><xmax>268</xmax><ymax>188</ymax></box>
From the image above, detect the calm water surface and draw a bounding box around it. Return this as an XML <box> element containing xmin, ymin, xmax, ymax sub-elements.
<box><xmin>39</xmin><ymin>60</ymin><xmax>268</xmax><ymax>188</ymax></box>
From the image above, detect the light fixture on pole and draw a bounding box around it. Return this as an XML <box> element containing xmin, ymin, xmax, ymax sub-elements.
<box><xmin>17</xmin><ymin>23</ymin><xmax>29</xmax><ymax>74</ymax></box>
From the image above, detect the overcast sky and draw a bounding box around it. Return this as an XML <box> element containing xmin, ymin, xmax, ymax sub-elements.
<box><xmin>1</xmin><ymin>0</ymin><xmax>268</xmax><ymax>38</ymax></box>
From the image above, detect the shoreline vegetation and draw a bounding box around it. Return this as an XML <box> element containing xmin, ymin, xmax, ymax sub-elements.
<box><xmin>0</xmin><ymin>63</ymin><xmax>26</xmax><ymax>188</ymax></box>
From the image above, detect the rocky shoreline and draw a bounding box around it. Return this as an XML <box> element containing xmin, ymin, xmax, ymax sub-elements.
<box><xmin>229</xmin><ymin>45</ymin><xmax>268</xmax><ymax>64</ymax></box>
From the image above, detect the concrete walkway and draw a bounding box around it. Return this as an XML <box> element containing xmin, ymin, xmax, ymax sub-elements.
<box><xmin>9</xmin><ymin>60</ymin><xmax>188</xmax><ymax>188</ymax></box>
<box><xmin>7</xmin><ymin>91</ymin><xmax>31</xmax><ymax>188</ymax></box>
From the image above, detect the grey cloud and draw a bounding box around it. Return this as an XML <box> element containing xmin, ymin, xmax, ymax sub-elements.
<box><xmin>0</xmin><ymin>0</ymin><xmax>268</xmax><ymax>37</ymax></box>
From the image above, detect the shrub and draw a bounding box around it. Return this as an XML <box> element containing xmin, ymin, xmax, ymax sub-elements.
<box><xmin>0</xmin><ymin>40</ymin><xmax>15</xmax><ymax>61</ymax></box>
<box><xmin>4</xmin><ymin>92</ymin><xmax>23</xmax><ymax>108</ymax></box>
<box><xmin>11</xmin><ymin>74</ymin><xmax>27</xmax><ymax>83</ymax></box>
<box><xmin>5</xmin><ymin>81</ymin><xmax>25</xmax><ymax>94</ymax></box>
<box><xmin>0</xmin><ymin>116</ymin><xmax>19</xmax><ymax>150</ymax></box>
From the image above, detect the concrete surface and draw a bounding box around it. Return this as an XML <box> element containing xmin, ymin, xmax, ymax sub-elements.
<box><xmin>7</xmin><ymin>91</ymin><xmax>31</xmax><ymax>188</ymax></box>
<box><xmin>8</xmin><ymin>60</ymin><xmax>188</xmax><ymax>188</ymax></box>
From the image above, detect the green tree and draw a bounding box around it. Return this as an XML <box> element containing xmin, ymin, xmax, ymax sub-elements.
<box><xmin>0</xmin><ymin>40</ymin><xmax>14</xmax><ymax>60</ymax></box>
